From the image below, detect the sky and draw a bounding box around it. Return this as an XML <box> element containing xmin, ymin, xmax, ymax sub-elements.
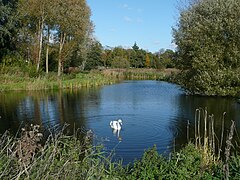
<box><xmin>87</xmin><ymin>0</ymin><xmax>179</xmax><ymax>53</ymax></box>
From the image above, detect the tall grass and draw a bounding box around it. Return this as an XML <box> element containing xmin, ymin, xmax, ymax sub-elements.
<box><xmin>1</xmin><ymin>110</ymin><xmax>240</xmax><ymax>179</ymax></box>
<box><xmin>101</xmin><ymin>68</ymin><xmax>167</xmax><ymax>80</ymax></box>
<box><xmin>0</xmin><ymin>125</ymin><xmax>124</xmax><ymax>179</ymax></box>
<box><xmin>0</xmin><ymin>71</ymin><xmax>118</xmax><ymax>91</ymax></box>
<box><xmin>0</xmin><ymin>67</ymin><xmax>178</xmax><ymax>91</ymax></box>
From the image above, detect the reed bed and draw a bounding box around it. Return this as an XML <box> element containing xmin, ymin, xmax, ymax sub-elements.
<box><xmin>0</xmin><ymin>72</ymin><xmax>117</xmax><ymax>91</ymax></box>
<box><xmin>188</xmin><ymin>108</ymin><xmax>240</xmax><ymax>179</ymax></box>
<box><xmin>0</xmin><ymin>68</ymin><xmax>177</xmax><ymax>91</ymax></box>
<box><xmin>101</xmin><ymin>68</ymin><xmax>167</xmax><ymax>80</ymax></box>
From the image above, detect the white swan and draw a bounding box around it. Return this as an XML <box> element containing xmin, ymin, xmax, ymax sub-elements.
<box><xmin>110</xmin><ymin>119</ymin><xmax>122</xmax><ymax>130</ymax></box>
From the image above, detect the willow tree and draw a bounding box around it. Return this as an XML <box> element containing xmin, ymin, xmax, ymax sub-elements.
<box><xmin>52</xmin><ymin>0</ymin><xmax>91</xmax><ymax>76</ymax></box>
<box><xmin>173</xmin><ymin>0</ymin><xmax>240</xmax><ymax>96</ymax></box>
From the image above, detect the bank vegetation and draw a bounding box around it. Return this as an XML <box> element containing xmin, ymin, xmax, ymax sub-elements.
<box><xmin>0</xmin><ymin>109</ymin><xmax>240</xmax><ymax>179</ymax></box>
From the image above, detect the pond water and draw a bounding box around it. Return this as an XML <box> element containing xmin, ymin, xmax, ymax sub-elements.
<box><xmin>0</xmin><ymin>80</ymin><xmax>240</xmax><ymax>164</ymax></box>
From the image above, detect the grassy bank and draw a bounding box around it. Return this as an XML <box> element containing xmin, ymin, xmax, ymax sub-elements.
<box><xmin>0</xmin><ymin>114</ymin><xmax>239</xmax><ymax>179</ymax></box>
<box><xmin>101</xmin><ymin>68</ymin><xmax>178</xmax><ymax>80</ymax></box>
<box><xmin>0</xmin><ymin>71</ymin><xmax>118</xmax><ymax>91</ymax></box>
<box><xmin>0</xmin><ymin>67</ymin><xmax>178</xmax><ymax>91</ymax></box>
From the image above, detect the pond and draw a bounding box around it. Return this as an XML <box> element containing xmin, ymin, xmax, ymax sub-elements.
<box><xmin>0</xmin><ymin>80</ymin><xmax>240</xmax><ymax>165</ymax></box>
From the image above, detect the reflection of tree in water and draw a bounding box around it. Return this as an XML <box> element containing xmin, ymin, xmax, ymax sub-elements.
<box><xmin>0</xmin><ymin>92</ymin><xmax>26</xmax><ymax>134</ymax></box>
<box><xmin>56</xmin><ymin>88</ymin><xmax>101</xmax><ymax>134</ymax></box>
<box><xmin>170</xmin><ymin>95</ymin><xmax>240</xmax><ymax>153</ymax></box>
<box><xmin>0</xmin><ymin>88</ymin><xmax>102</xmax><ymax>136</ymax></box>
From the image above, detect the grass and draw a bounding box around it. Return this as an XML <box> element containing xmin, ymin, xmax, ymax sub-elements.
<box><xmin>0</xmin><ymin>110</ymin><xmax>240</xmax><ymax>179</ymax></box>
<box><xmin>0</xmin><ymin>67</ymin><xmax>178</xmax><ymax>91</ymax></box>
<box><xmin>101</xmin><ymin>68</ymin><xmax>177</xmax><ymax>81</ymax></box>
<box><xmin>0</xmin><ymin>71</ymin><xmax>117</xmax><ymax>91</ymax></box>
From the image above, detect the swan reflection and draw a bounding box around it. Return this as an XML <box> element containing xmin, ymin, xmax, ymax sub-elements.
<box><xmin>112</xmin><ymin>129</ymin><xmax>122</xmax><ymax>141</ymax></box>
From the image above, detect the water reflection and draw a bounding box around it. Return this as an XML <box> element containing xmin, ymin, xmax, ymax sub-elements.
<box><xmin>0</xmin><ymin>81</ymin><xmax>239</xmax><ymax>164</ymax></box>
<box><xmin>0</xmin><ymin>88</ymin><xmax>102</xmax><ymax>134</ymax></box>
<box><xmin>112</xmin><ymin>129</ymin><xmax>122</xmax><ymax>141</ymax></box>
<box><xmin>171</xmin><ymin>95</ymin><xmax>240</xmax><ymax>153</ymax></box>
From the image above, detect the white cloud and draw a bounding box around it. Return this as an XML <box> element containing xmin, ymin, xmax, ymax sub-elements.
<box><xmin>122</xmin><ymin>4</ymin><xmax>132</xmax><ymax>10</ymax></box>
<box><xmin>124</xmin><ymin>16</ymin><xmax>133</xmax><ymax>22</ymax></box>
<box><xmin>121</xmin><ymin>4</ymin><xmax>142</xmax><ymax>12</ymax></box>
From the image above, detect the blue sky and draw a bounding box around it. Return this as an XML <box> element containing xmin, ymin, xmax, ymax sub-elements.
<box><xmin>87</xmin><ymin>0</ymin><xmax>178</xmax><ymax>53</ymax></box>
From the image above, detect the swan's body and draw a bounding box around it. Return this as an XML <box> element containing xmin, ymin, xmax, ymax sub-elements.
<box><xmin>110</xmin><ymin>119</ymin><xmax>122</xmax><ymax>130</ymax></box>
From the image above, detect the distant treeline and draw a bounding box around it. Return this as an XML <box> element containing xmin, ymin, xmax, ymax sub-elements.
<box><xmin>0</xmin><ymin>0</ymin><xmax>176</xmax><ymax>77</ymax></box>
<box><xmin>2</xmin><ymin>0</ymin><xmax>240</xmax><ymax>96</ymax></box>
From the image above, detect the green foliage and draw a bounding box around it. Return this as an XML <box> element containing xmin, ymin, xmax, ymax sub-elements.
<box><xmin>1</xmin><ymin>127</ymin><xmax>240</xmax><ymax>179</ymax></box>
<box><xmin>125</xmin><ymin>146</ymin><xmax>167</xmax><ymax>179</ymax></box>
<box><xmin>120</xmin><ymin>143</ymin><xmax>227</xmax><ymax>179</ymax></box>
<box><xmin>0</xmin><ymin>0</ymin><xmax>19</xmax><ymax>60</ymax></box>
<box><xmin>85</xmin><ymin>41</ymin><xmax>104</xmax><ymax>70</ymax></box>
<box><xmin>173</xmin><ymin>0</ymin><xmax>240</xmax><ymax>96</ymax></box>
<box><xmin>145</xmin><ymin>53</ymin><xmax>151</xmax><ymax>68</ymax></box>
<box><xmin>158</xmin><ymin>49</ymin><xmax>176</xmax><ymax>68</ymax></box>
<box><xmin>111</xmin><ymin>56</ymin><xmax>130</xmax><ymax>68</ymax></box>
<box><xmin>1</xmin><ymin>53</ymin><xmax>40</xmax><ymax>77</ymax></box>
<box><xmin>101</xmin><ymin>43</ymin><xmax>161</xmax><ymax>69</ymax></box>
<box><xmin>229</xmin><ymin>154</ymin><xmax>240</xmax><ymax>179</ymax></box>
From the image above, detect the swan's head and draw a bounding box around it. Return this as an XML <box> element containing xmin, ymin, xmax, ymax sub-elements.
<box><xmin>118</xmin><ymin>119</ymin><xmax>123</xmax><ymax>125</ymax></box>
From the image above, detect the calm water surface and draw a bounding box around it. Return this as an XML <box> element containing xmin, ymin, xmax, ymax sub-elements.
<box><xmin>0</xmin><ymin>80</ymin><xmax>240</xmax><ymax>164</ymax></box>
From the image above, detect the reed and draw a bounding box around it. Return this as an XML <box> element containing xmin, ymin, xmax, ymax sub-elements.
<box><xmin>191</xmin><ymin>109</ymin><xmax>239</xmax><ymax>170</ymax></box>
<box><xmin>101</xmin><ymin>68</ymin><xmax>168</xmax><ymax>80</ymax></box>
<box><xmin>0</xmin><ymin>72</ymin><xmax>117</xmax><ymax>91</ymax></box>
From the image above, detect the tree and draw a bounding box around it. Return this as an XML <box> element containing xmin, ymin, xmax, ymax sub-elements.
<box><xmin>145</xmin><ymin>53</ymin><xmax>150</xmax><ymax>68</ymax></box>
<box><xmin>18</xmin><ymin>0</ymin><xmax>50</xmax><ymax>72</ymax></box>
<box><xmin>0</xmin><ymin>0</ymin><xmax>18</xmax><ymax>61</ymax></box>
<box><xmin>85</xmin><ymin>41</ymin><xmax>103</xmax><ymax>70</ymax></box>
<box><xmin>173</xmin><ymin>0</ymin><xmax>240</xmax><ymax>96</ymax></box>
<box><xmin>51</xmin><ymin>0</ymin><xmax>91</xmax><ymax>76</ymax></box>
<box><xmin>158</xmin><ymin>49</ymin><xmax>175</xmax><ymax>68</ymax></box>
<box><xmin>132</xmin><ymin>42</ymin><xmax>139</xmax><ymax>51</ymax></box>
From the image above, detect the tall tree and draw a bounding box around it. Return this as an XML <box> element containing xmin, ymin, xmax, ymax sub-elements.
<box><xmin>18</xmin><ymin>0</ymin><xmax>49</xmax><ymax>72</ymax></box>
<box><xmin>173</xmin><ymin>0</ymin><xmax>240</xmax><ymax>96</ymax></box>
<box><xmin>52</xmin><ymin>0</ymin><xmax>91</xmax><ymax>76</ymax></box>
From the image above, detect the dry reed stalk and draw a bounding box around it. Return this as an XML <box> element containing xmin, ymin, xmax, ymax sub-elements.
<box><xmin>211</xmin><ymin>115</ymin><xmax>215</xmax><ymax>155</ymax></box>
<box><xmin>195</xmin><ymin>109</ymin><xmax>200</xmax><ymax>147</ymax></box>
<box><xmin>198</xmin><ymin>109</ymin><xmax>201</xmax><ymax>147</ymax></box>
<box><xmin>204</xmin><ymin>109</ymin><xmax>208</xmax><ymax>153</ymax></box>
<box><xmin>223</xmin><ymin>120</ymin><xmax>235</xmax><ymax>180</ymax></box>
<box><xmin>209</xmin><ymin>115</ymin><xmax>213</xmax><ymax>151</ymax></box>
<box><xmin>218</xmin><ymin>112</ymin><xmax>226</xmax><ymax>159</ymax></box>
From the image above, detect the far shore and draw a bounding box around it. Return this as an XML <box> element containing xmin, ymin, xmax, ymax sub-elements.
<box><xmin>0</xmin><ymin>68</ymin><xmax>179</xmax><ymax>91</ymax></box>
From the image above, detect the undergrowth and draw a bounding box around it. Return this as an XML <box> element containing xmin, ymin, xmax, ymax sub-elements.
<box><xmin>0</xmin><ymin>119</ymin><xmax>240</xmax><ymax>179</ymax></box>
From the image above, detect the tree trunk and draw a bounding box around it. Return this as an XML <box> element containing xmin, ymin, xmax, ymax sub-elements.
<box><xmin>37</xmin><ymin>17</ymin><xmax>44</xmax><ymax>72</ymax></box>
<box><xmin>58</xmin><ymin>32</ymin><xmax>66</xmax><ymax>77</ymax></box>
<box><xmin>46</xmin><ymin>26</ymin><xmax>50</xmax><ymax>74</ymax></box>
